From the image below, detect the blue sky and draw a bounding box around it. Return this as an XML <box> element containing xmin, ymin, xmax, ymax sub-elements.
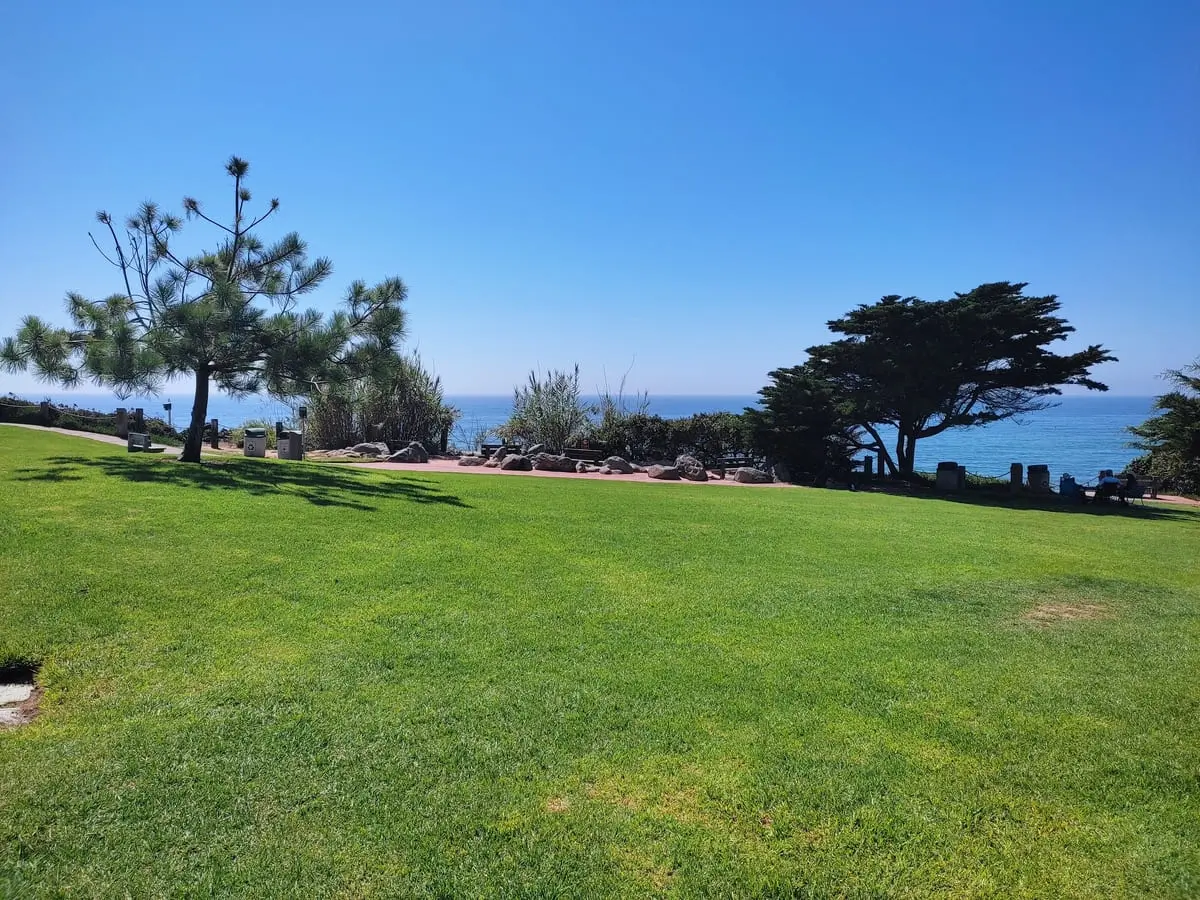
<box><xmin>2</xmin><ymin>1</ymin><xmax>1197</xmax><ymax>397</ymax></box>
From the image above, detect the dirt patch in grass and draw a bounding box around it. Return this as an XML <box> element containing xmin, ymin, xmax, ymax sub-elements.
<box><xmin>1020</xmin><ymin>602</ymin><xmax>1112</xmax><ymax>626</ymax></box>
<box><xmin>544</xmin><ymin>796</ymin><xmax>570</xmax><ymax>813</ymax></box>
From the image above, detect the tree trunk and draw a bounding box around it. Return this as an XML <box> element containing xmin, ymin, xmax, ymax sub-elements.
<box><xmin>896</xmin><ymin>430</ymin><xmax>917</xmax><ymax>476</ymax></box>
<box><xmin>181</xmin><ymin>367</ymin><xmax>210</xmax><ymax>463</ymax></box>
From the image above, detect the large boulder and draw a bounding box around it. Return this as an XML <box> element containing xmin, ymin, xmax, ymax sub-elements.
<box><xmin>387</xmin><ymin>441</ymin><xmax>429</xmax><ymax>463</ymax></box>
<box><xmin>490</xmin><ymin>446</ymin><xmax>510</xmax><ymax>460</ymax></box>
<box><xmin>351</xmin><ymin>441</ymin><xmax>391</xmax><ymax>457</ymax></box>
<box><xmin>771</xmin><ymin>462</ymin><xmax>792</xmax><ymax>484</ymax></box>
<box><xmin>458</xmin><ymin>455</ymin><xmax>487</xmax><ymax>466</ymax></box>
<box><xmin>647</xmin><ymin>464</ymin><xmax>681</xmax><ymax>480</ymax></box>
<box><xmin>499</xmin><ymin>454</ymin><xmax>532</xmax><ymax>471</ymax></box>
<box><xmin>533</xmin><ymin>453</ymin><xmax>578</xmax><ymax>472</ymax></box>
<box><xmin>733</xmin><ymin>466</ymin><xmax>773</xmax><ymax>484</ymax></box>
<box><xmin>675</xmin><ymin>454</ymin><xmax>708</xmax><ymax>482</ymax></box>
<box><xmin>483</xmin><ymin>458</ymin><xmax>500</xmax><ymax>468</ymax></box>
<box><xmin>525</xmin><ymin>443</ymin><xmax>546</xmax><ymax>457</ymax></box>
<box><xmin>601</xmin><ymin>456</ymin><xmax>635</xmax><ymax>474</ymax></box>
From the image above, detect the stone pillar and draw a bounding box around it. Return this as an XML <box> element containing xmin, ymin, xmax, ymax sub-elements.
<box><xmin>38</xmin><ymin>401</ymin><xmax>51</xmax><ymax>423</ymax></box>
<box><xmin>1027</xmin><ymin>464</ymin><xmax>1051</xmax><ymax>493</ymax></box>
<box><xmin>132</xmin><ymin>408</ymin><xmax>145</xmax><ymax>432</ymax></box>
<box><xmin>115</xmin><ymin>408</ymin><xmax>129</xmax><ymax>438</ymax></box>
<box><xmin>1010</xmin><ymin>462</ymin><xmax>1022</xmax><ymax>494</ymax></box>
<box><xmin>210</xmin><ymin>418</ymin><xmax>220</xmax><ymax>449</ymax></box>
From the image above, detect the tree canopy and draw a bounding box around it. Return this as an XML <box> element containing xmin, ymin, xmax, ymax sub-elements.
<box><xmin>803</xmin><ymin>282</ymin><xmax>1115</xmax><ymax>475</ymax></box>
<box><xmin>1128</xmin><ymin>359</ymin><xmax>1200</xmax><ymax>494</ymax></box>
<box><xmin>1</xmin><ymin>157</ymin><xmax>410</xmax><ymax>462</ymax></box>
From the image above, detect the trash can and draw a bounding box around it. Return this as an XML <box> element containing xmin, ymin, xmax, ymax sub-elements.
<box><xmin>277</xmin><ymin>430</ymin><xmax>304</xmax><ymax>460</ymax></box>
<box><xmin>243</xmin><ymin>427</ymin><xmax>267</xmax><ymax>458</ymax></box>
<box><xmin>935</xmin><ymin>461</ymin><xmax>959</xmax><ymax>491</ymax></box>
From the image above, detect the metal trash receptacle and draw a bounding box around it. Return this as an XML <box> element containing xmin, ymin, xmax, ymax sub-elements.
<box><xmin>243</xmin><ymin>427</ymin><xmax>267</xmax><ymax>458</ymax></box>
<box><xmin>278</xmin><ymin>430</ymin><xmax>304</xmax><ymax>460</ymax></box>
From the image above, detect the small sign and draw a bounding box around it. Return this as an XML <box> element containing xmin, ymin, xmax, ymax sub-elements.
<box><xmin>298</xmin><ymin>405</ymin><xmax>308</xmax><ymax>420</ymax></box>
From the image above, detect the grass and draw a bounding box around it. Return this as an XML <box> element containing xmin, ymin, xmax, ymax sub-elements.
<box><xmin>1</xmin><ymin>426</ymin><xmax>1199</xmax><ymax>898</ymax></box>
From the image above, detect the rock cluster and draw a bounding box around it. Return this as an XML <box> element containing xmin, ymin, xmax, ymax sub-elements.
<box><xmin>500</xmin><ymin>454</ymin><xmax>533</xmax><ymax>471</ymax></box>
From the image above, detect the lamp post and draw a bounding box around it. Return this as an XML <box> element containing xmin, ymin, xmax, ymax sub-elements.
<box><xmin>163</xmin><ymin>401</ymin><xmax>172</xmax><ymax>429</ymax></box>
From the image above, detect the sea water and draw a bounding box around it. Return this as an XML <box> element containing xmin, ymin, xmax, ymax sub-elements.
<box><xmin>11</xmin><ymin>389</ymin><xmax>1153</xmax><ymax>483</ymax></box>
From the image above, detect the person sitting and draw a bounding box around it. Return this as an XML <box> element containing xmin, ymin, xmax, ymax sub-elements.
<box><xmin>1094</xmin><ymin>470</ymin><xmax>1121</xmax><ymax>502</ymax></box>
<box><xmin>1118</xmin><ymin>472</ymin><xmax>1140</xmax><ymax>505</ymax></box>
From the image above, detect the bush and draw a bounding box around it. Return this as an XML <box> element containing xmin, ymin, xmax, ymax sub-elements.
<box><xmin>499</xmin><ymin>366</ymin><xmax>593</xmax><ymax>452</ymax></box>
<box><xmin>1128</xmin><ymin>359</ymin><xmax>1200</xmax><ymax>496</ymax></box>
<box><xmin>743</xmin><ymin>365</ymin><xmax>856</xmax><ymax>484</ymax></box>
<box><xmin>305</xmin><ymin>354</ymin><xmax>456</xmax><ymax>451</ymax></box>
<box><xmin>596</xmin><ymin>411</ymin><xmax>750</xmax><ymax>464</ymax></box>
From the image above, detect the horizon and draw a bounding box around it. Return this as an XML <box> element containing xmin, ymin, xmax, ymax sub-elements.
<box><xmin>3</xmin><ymin>2</ymin><xmax>1197</xmax><ymax>397</ymax></box>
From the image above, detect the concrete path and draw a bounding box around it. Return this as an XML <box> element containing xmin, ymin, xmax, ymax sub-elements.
<box><xmin>0</xmin><ymin>422</ymin><xmax>181</xmax><ymax>455</ymax></box>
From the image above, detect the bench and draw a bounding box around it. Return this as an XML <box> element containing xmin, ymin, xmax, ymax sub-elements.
<box><xmin>127</xmin><ymin>432</ymin><xmax>152</xmax><ymax>452</ymax></box>
<box><xmin>479</xmin><ymin>442</ymin><xmax>521</xmax><ymax>456</ymax></box>
<box><xmin>563</xmin><ymin>447</ymin><xmax>605</xmax><ymax>463</ymax></box>
<box><xmin>714</xmin><ymin>455</ymin><xmax>757</xmax><ymax>470</ymax></box>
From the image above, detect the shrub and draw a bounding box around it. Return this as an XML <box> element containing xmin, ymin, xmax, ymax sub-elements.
<box><xmin>1128</xmin><ymin>359</ymin><xmax>1200</xmax><ymax>495</ymax></box>
<box><xmin>305</xmin><ymin>354</ymin><xmax>457</xmax><ymax>451</ymax></box>
<box><xmin>498</xmin><ymin>366</ymin><xmax>593</xmax><ymax>452</ymax></box>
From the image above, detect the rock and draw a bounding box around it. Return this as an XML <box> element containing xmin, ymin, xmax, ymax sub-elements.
<box><xmin>351</xmin><ymin>441</ymin><xmax>390</xmax><ymax>457</ymax></box>
<box><xmin>499</xmin><ymin>454</ymin><xmax>532</xmax><ymax>471</ymax></box>
<box><xmin>647</xmin><ymin>464</ymin><xmax>681</xmax><ymax>480</ymax></box>
<box><xmin>525</xmin><ymin>443</ymin><xmax>546</xmax><ymax>456</ymax></box>
<box><xmin>576</xmin><ymin>461</ymin><xmax>590</xmax><ymax>473</ymax></box>
<box><xmin>675</xmin><ymin>454</ymin><xmax>708</xmax><ymax>482</ymax></box>
<box><xmin>772</xmin><ymin>462</ymin><xmax>792</xmax><ymax>483</ymax></box>
<box><xmin>307</xmin><ymin>449</ymin><xmax>363</xmax><ymax>459</ymax></box>
<box><xmin>601</xmin><ymin>456</ymin><xmax>635</xmax><ymax>474</ymax></box>
<box><xmin>630</xmin><ymin>464</ymin><xmax>646</xmax><ymax>474</ymax></box>
<box><xmin>579</xmin><ymin>463</ymin><xmax>601</xmax><ymax>473</ymax></box>
<box><xmin>733</xmin><ymin>466</ymin><xmax>773</xmax><ymax>484</ymax></box>
<box><xmin>483</xmin><ymin>458</ymin><xmax>500</xmax><ymax>468</ymax></box>
<box><xmin>491</xmin><ymin>446</ymin><xmax>509</xmax><ymax>460</ymax></box>
<box><xmin>598</xmin><ymin>465</ymin><xmax>612</xmax><ymax>475</ymax></box>
<box><xmin>458</xmin><ymin>455</ymin><xmax>487</xmax><ymax>466</ymax></box>
<box><xmin>387</xmin><ymin>442</ymin><xmax>429</xmax><ymax>463</ymax></box>
<box><xmin>533</xmin><ymin>453</ymin><xmax>578</xmax><ymax>472</ymax></box>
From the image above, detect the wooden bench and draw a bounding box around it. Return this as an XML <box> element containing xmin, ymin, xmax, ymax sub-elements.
<box><xmin>479</xmin><ymin>442</ymin><xmax>521</xmax><ymax>456</ymax></box>
<box><xmin>563</xmin><ymin>447</ymin><xmax>605</xmax><ymax>463</ymax></box>
<box><xmin>714</xmin><ymin>455</ymin><xmax>757</xmax><ymax>470</ymax></box>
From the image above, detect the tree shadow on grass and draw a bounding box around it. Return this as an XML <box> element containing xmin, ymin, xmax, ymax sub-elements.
<box><xmin>15</xmin><ymin>455</ymin><xmax>471</xmax><ymax>512</ymax></box>
<box><xmin>862</xmin><ymin>483</ymin><xmax>1197</xmax><ymax>523</ymax></box>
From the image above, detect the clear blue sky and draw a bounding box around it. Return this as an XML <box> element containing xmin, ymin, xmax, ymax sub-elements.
<box><xmin>2</xmin><ymin>1</ymin><xmax>1197</xmax><ymax>397</ymax></box>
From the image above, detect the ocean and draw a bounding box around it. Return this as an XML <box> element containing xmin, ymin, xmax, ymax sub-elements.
<box><xmin>10</xmin><ymin>389</ymin><xmax>1154</xmax><ymax>483</ymax></box>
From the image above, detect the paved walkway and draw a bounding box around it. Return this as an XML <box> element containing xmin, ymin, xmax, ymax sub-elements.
<box><xmin>0</xmin><ymin>423</ymin><xmax>181</xmax><ymax>455</ymax></box>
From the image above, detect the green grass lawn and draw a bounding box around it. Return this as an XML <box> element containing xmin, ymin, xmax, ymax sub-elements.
<box><xmin>2</xmin><ymin>427</ymin><xmax>1199</xmax><ymax>898</ymax></box>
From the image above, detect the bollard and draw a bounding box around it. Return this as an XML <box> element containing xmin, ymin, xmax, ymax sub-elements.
<box><xmin>132</xmin><ymin>408</ymin><xmax>145</xmax><ymax>433</ymax></box>
<box><xmin>862</xmin><ymin>456</ymin><xmax>873</xmax><ymax>480</ymax></box>
<box><xmin>39</xmin><ymin>401</ymin><xmax>51</xmax><ymax>423</ymax></box>
<box><xmin>1010</xmin><ymin>462</ymin><xmax>1022</xmax><ymax>494</ymax></box>
<box><xmin>210</xmin><ymin>418</ymin><xmax>220</xmax><ymax>449</ymax></box>
<box><xmin>115</xmin><ymin>408</ymin><xmax>129</xmax><ymax>438</ymax></box>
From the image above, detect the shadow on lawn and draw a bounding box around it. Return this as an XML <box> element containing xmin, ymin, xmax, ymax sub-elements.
<box><xmin>866</xmin><ymin>484</ymin><xmax>1197</xmax><ymax>522</ymax></box>
<box><xmin>13</xmin><ymin>455</ymin><xmax>471</xmax><ymax>512</ymax></box>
